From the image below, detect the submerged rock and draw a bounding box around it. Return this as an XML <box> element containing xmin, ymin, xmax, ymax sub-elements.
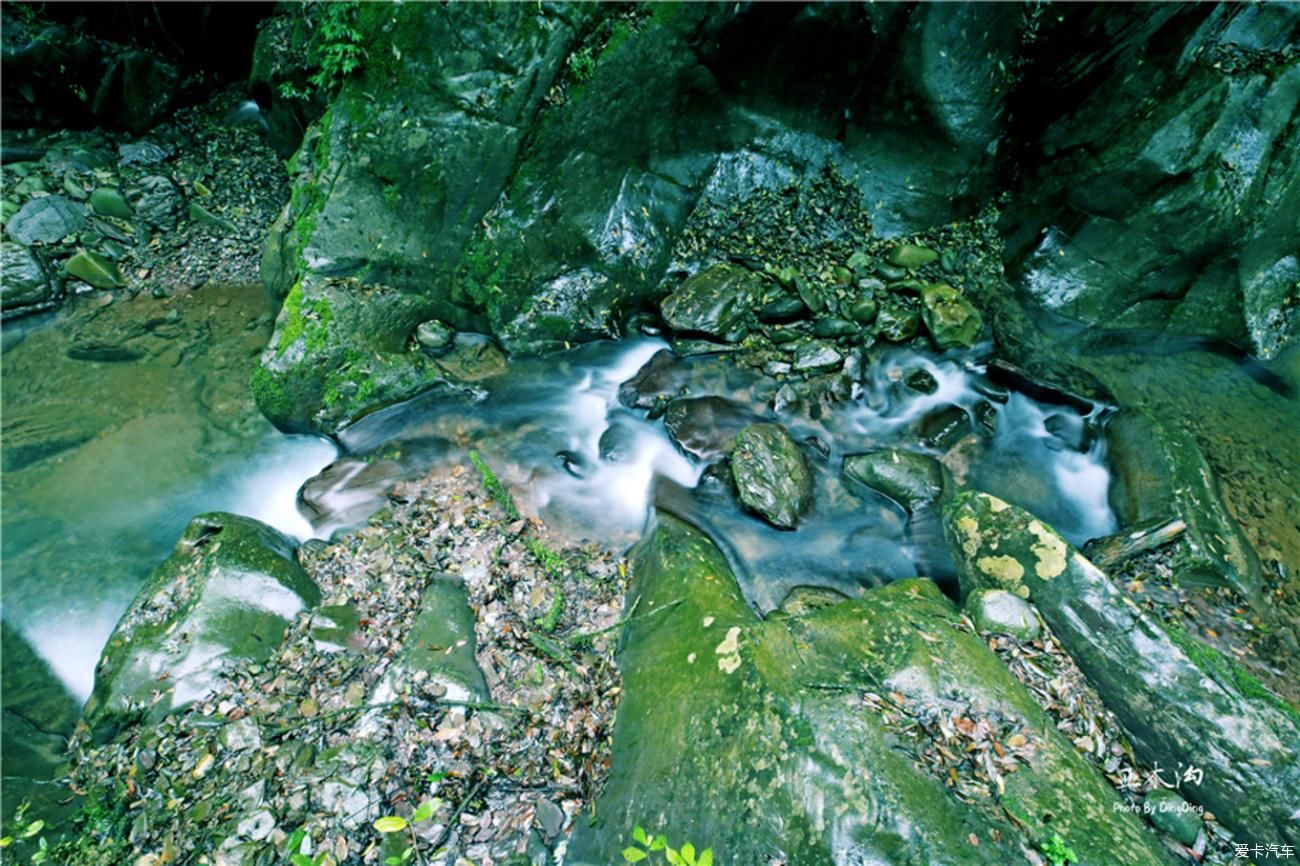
<box><xmin>729</xmin><ymin>423</ymin><xmax>812</xmax><ymax>529</ymax></box>
<box><xmin>660</xmin><ymin>263</ymin><xmax>763</xmax><ymax>343</ymax></box>
<box><xmin>566</xmin><ymin>514</ymin><xmax>1174</xmax><ymax>865</ymax></box>
<box><xmin>943</xmin><ymin>491</ymin><xmax>1300</xmax><ymax>846</ymax></box>
<box><xmin>82</xmin><ymin>512</ymin><xmax>320</xmax><ymax>741</ymax></box>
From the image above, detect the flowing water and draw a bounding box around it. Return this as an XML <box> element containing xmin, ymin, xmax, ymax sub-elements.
<box><xmin>0</xmin><ymin>304</ymin><xmax>1118</xmax><ymax>801</ymax></box>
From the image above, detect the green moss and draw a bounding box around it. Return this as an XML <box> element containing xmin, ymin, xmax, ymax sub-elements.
<box><xmin>250</xmin><ymin>366</ymin><xmax>292</xmax><ymax>421</ymax></box>
<box><xmin>1164</xmin><ymin>620</ymin><xmax>1300</xmax><ymax>723</ymax></box>
<box><xmin>456</xmin><ymin>232</ymin><xmax>512</xmax><ymax>321</ymax></box>
<box><xmin>275</xmin><ymin>284</ymin><xmax>334</xmax><ymax>357</ymax></box>
<box><xmin>525</xmin><ymin>537</ymin><xmax>567</xmax><ymax>578</ymax></box>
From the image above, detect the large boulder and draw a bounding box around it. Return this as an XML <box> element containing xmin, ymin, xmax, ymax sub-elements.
<box><xmin>0</xmin><ymin>242</ymin><xmax>54</xmax><ymax>312</ymax></box>
<box><xmin>566</xmin><ymin>514</ymin><xmax>1173</xmax><ymax>865</ymax></box>
<box><xmin>944</xmin><ymin>491</ymin><xmax>1300</xmax><ymax>846</ymax></box>
<box><xmin>82</xmin><ymin>513</ymin><xmax>320</xmax><ymax>741</ymax></box>
<box><xmin>660</xmin><ymin>263</ymin><xmax>765</xmax><ymax>343</ymax></box>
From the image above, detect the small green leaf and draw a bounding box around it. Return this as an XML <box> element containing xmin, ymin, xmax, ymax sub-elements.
<box><xmin>412</xmin><ymin>800</ymin><xmax>435</xmax><ymax>823</ymax></box>
<box><xmin>650</xmin><ymin>835</ymin><xmax>667</xmax><ymax>851</ymax></box>
<box><xmin>22</xmin><ymin>821</ymin><xmax>44</xmax><ymax>838</ymax></box>
<box><xmin>681</xmin><ymin>842</ymin><xmax>696</xmax><ymax>866</ymax></box>
<box><xmin>633</xmin><ymin>825</ymin><xmax>648</xmax><ymax>846</ymax></box>
<box><xmin>373</xmin><ymin>815</ymin><xmax>408</xmax><ymax>833</ymax></box>
<box><xmin>287</xmin><ymin>829</ymin><xmax>307</xmax><ymax>852</ymax></box>
<box><xmin>290</xmin><ymin>856</ymin><xmax>313</xmax><ymax>866</ymax></box>
<box><xmin>0</xmin><ymin>837</ymin><xmax>12</xmax><ymax>848</ymax></box>
<box><xmin>401</xmin><ymin>848</ymin><xmax>414</xmax><ymax>862</ymax></box>
<box><xmin>698</xmin><ymin>849</ymin><xmax>713</xmax><ymax>866</ymax></box>
<box><xmin>386</xmin><ymin>858</ymin><xmax>400</xmax><ymax>866</ymax></box>
<box><xmin>666</xmin><ymin>849</ymin><xmax>683</xmax><ymax>866</ymax></box>
<box><xmin>622</xmin><ymin>847</ymin><xmax>647</xmax><ymax>863</ymax></box>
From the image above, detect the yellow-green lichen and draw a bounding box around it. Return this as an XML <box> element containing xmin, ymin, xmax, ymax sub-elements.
<box><xmin>977</xmin><ymin>555</ymin><xmax>1025</xmax><ymax>587</ymax></box>
<box><xmin>1028</xmin><ymin>521</ymin><xmax>1067</xmax><ymax>579</ymax></box>
<box><xmin>957</xmin><ymin>515</ymin><xmax>982</xmax><ymax>557</ymax></box>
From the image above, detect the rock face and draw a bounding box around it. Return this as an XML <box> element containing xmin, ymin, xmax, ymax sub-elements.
<box><xmin>729</xmin><ymin>423</ymin><xmax>813</xmax><ymax>529</ymax></box>
<box><xmin>256</xmin><ymin>2</ymin><xmax>1025</xmax><ymax>429</ymax></box>
<box><xmin>566</xmin><ymin>514</ymin><xmax>1173</xmax><ymax>866</ymax></box>
<box><xmin>1</xmin><ymin>621</ymin><xmax>81</xmax><ymax>780</ymax></box>
<box><xmin>1000</xmin><ymin>4</ymin><xmax>1300</xmax><ymax>358</ymax></box>
<box><xmin>944</xmin><ymin>491</ymin><xmax>1300</xmax><ymax>846</ymax></box>
<box><xmin>1105</xmin><ymin>407</ymin><xmax>1263</xmax><ymax>603</ymax></box>
<box><xmin>83</xmin><ymin>513</ymin><xmax>320</xmax><ymax>741</ymax></box>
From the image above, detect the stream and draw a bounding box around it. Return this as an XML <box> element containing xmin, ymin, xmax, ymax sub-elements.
<box><xmin>0</xmin><ymin>304</ymin><xmax>1117</xmax><ymax>794</ymax></box>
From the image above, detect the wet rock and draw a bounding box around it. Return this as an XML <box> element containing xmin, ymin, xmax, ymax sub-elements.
<box><xmin>964</xmin><ymin>588</ymin><xmax>1040</xmax><ymax>640</ymax></box>
<box><xmin>415</xmin><ymin>320</ymin><xmax>455</xmax><ymax>356</ymax></box>
<box><xmin>132</xmin><ymin>175</ymin><xmax>182</xmax><ymax>230</ymax></box>
<box><xmin>660</xmin><ymin>263</ymin><xmax>763</xmax><ymax>343</ymax></box>
<box><xmin>567</xmin><ymin>515</ymin><xmax>1173</xmax><ymax>865</ymax></box>
<box><xmin>662</xmin><ymin>396</ymin><xmax>755</xmax><ymax>460</ymax></box>
<box><xmin>597</xmin><ymin>420</ymin><xmax>638</xmax><ymax>463</ymax></box>
<box><xmin>118</xmin><ymin>140</ymin><xmax>171</xmax><ymax>166</ymax></box>
<box><xmin>64</xmin><ymin>249</ymin><xmax>125</xmax><ymax>289</ymax></box>
<box><xmin>729</xmin><ymin>423</ymin><xmax>812</xmax><ymax>529</ymax></box>
<box><xmin>920</xmin><ymin>282</ymin><xmax>983</xmax><ymax>349</ymax></box>
<box><xmin>790</xmin><ymin>339</ymin><xmax>842</xmax><ymax>372</ymax></box>
<box><xmin>1145</xmin><ymin>789</ymin><xmax>1202</xmax><ymax>846</ymax></box>
<box><xmin>1</xmin><ymin>622</ymin><xmax>80</xmax><ymax>779</ymax></box>
<box><xmin>847</xmin><ymin>294</ymin><xmax>879</xmax><ymax>324</ymax></box>
<box><xmin>876</xmin><ymin>300</ymin><xmax>920</xmax><ymax>342</ymax></box>
<box><xmin>296</xmin><ymin>457</ymin><xmax>404</xmax><ymax>538</ymax></box>
<box><xmin>1106</xmin><ymin>408</ymin><xmax>1263</xmax><ymax>602</ymax></box>
<box><xmin>189</xmin><ymin>201</ymin><xmax>237</xmax><ymax>235</ymax></box>
<box><xmin>943</xmin><ymin>492</ymin><xmax>1300</xmax><ymax>846</ymax></box>
<box><xmin>888</xmin><ymin>243</ymin><xmax>939</xmax><ymax>269</ymax></box>
<box><xmin>812</xmin><ymin>317</ymin><xmax>858</xmax><ymax>339</ymax></box>
<box><xmin>904</xmin><ymin>367</ymin><xmax>938</xmax><ymax>394</ymax></box>
<box><xmin>773</xmin><ymin>585</ymin><xmax>850</xmax><ymax>617</ymax></box>
<box><xmin>915</xmin><ymin>404</ymin><xmax>971</xmax><ymax>450</ymax></box>
<box><xmin>1</xmin><ymin>241</ymin><xmax>53</xmax><ymax>311</ymax></box>
<box><xmin>83</xmin><ymin>512</ymin><xmax>320</xmax><ymax>741</ymax></box>
<box><xmin>373</xmin><ymin>575</ymin><xmax>489</xmax><ymax>707</ymax></box>
<box><xmin>89</xmin><ymin>187</ymin><xmax>132</xmax><ymax>219</ymax></box>
<box><xmin>842</xmin><ymin>448</ymin><xmax>952</xmax><ymax>513</ymax></box>
<box><xmin>756</xmin><ymin>294</ymin><xmax>807</xmax><ymax>324</ymax></box>
<box><xmin>5</xmin><ymin>195</ymin><xmax>87</xmax><ymax>245</ymax></box>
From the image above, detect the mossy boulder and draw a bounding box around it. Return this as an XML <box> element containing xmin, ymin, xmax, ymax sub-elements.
<box><xmin>82</xmin><ymin>513</ymin><xmax>320</xmax><ymax>742</ymax></box>
<box><xmin>920</xmin><ymin>282</ymin><xmax>983</xmax><ymax>349</ymax></box>
<box><xmin>887</xmin><ymin>243</ymin><xmax>939</xmax><ymax>269</ymax></box>
<box><xmin>730</xmin><ymin>423</ymin><xmax>813</xmax><ymax>529</ymax></box>
<box><xmin>964</xmin><ymin>588</ymin><xmax>1040</xmax><ymax>640</ymax></box>
<box><xmin>566</xmin><ymin>514</ymin><xmax>1173</xmax><ymax>865</ymax></box>
<box><xmin>253</xmin><ymin>276</ymin><xmax>479</xmax><ymax>434</ymax></box>
<box><xmin>943</xmin><ymin>491</ymin><xmax>1300</xmax><ymax>846</ymax></box>
<box><xmin>1105</xmin><ymin>407</ymin><xmax>1263</xmax><ymax>603</ymax></box>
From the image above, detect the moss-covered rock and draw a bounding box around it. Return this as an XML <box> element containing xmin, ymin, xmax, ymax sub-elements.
<box><xmin>943</xmin><ymin>491</ymin><xmax>1300</xmax><ymax>846</ymax></box>
<box><xmin>1105</xmin><ymin>407</ymin><xmax>1263</xmax><ymax>603</ymax></box>
<box><xmin>253</xmin><ymin>276</ymin><xmax>480</xmax><ymax>434</ymax></box>
<box><xmin>566</xmin><ymin>514</ymin><xmax>1173</xmax><ymax>866</ymax></box>
<box><xmin>920</xmin><ymin>282</ymin><xmax>983</xmax><ymax>349</ymax></box>
<box><xmin>82</xmin><ymin>513</ymin><xmax>319</xmax><ymax>742</ymax></box>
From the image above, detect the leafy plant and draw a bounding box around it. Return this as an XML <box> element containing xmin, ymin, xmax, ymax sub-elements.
<box><xmin>373</xmin><ymin>798</ymin><xmax>439</xmax><ymax>866</ymax></box>
<box><xmin>568</xmin><ymin>46</ymin><xmax>596</xmax><ymax>83</ymax></box>
<box><xmin>1041</xmin><ymin>833</ymin><xmax>1078</xmax><ymax>866</ymax></box>
<box><xmin>622</xmin><ymin>824</ymin><xmax>712</xmax><ymax>866</ymax></box>
<box><xmin>469</xmin><ymin>450</ymin><xmax>519</xmax><ymax>520</ymax></box>
<box><xmin>279</xmin><ymin>2</ymin><xmax>366</xmax><ymax>100</ymax></box>
<box><xmin>0</xmin><ymin>802</ymin><xmax>50</xmax><ymax>864</ymax></box>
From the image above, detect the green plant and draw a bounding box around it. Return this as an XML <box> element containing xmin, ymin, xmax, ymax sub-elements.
<box><xmin>0</xmin><ymin>802</ymin><xmax>50</xmax><ymax>863</ymax></box>
<box><xmin>568</xmin><ymin>46</ymin><xmax>596</xmax><ymax>83</ymax></box>
<box><xmin>284</xmin><ymin>827</ymin><xmax>331</xmax><ymax>866</ymax></box>
<box><xmin>469</xmin><ymin>450</ymin><xmax>519</xmax><ymax>520</ymax></box>
<box><xmin>280</xmin><ymin>2</ymin><xmax>366</xmax><ymax>100</ymax></box>
<box><xmin>622</xmin><ymin>824</ymin><xmax>712</xmax><ymax>866</ymax></box>
<box><xmin>524</xmin><ymin>537</ymin><xmax>566</xmax><ymax>578</ymax></box>
<box><xmin>373</xmin><ymin>799</ymin><xmax>439</xmax><ymax>866</ymax></box>
<box><xmin>1041</xmin><ymin>833</ymin><xmax>1078</xmax><ymax>866</ymax></box>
